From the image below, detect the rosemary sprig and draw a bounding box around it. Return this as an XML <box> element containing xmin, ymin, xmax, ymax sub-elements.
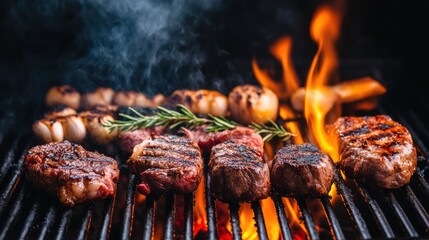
<box><xmin>250</xmin><ymin>120</ymin><xmax>295</xmax><ymax>142</ymax></box>
<box><xmin>104</xmin><ymin>104</ymin><xmax>237</xmax><ymax>133</ymax></box>
<box><xmin>104</xmin><ymin>105</ymin><xmax>294</xmax><ymax>142</ymax></box>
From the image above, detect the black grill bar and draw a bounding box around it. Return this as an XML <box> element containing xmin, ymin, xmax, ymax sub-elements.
<box><xmin>37</xmin><ymin>206</ymin><xmax>56</xmax><ymax>240</ymax></box>
<box><xmin>204</xmin><ymin>168</ymin><xmax>218</xmax><ymax>240</ymax></box>
<box><xmin>403</xmin><ymin>186</ymin><xmax>429</xmax><ymax>229</ymax></box>
<box><xmin>384</xmin><ymin>191</ymin><xmax>418</xmax><ymax>238</ymax></box>
<box><xmin>272</xmin><ymin>195</ymin><xmax>293</xmax><ymax>240</ymax></box>
<box><xmin>0</xmin><ymin>184</ymin><xmax>26</xmax><ymax>240</ymax></box>
<box><xmin>121</xmin><ymin>174</ymin><xmax>136</xmax><ymax>240</ymax></box>
<box><xmin>333</xmin><ymin>169</ymin><xmax>372</xmax><ymax>239</ymax></box>
<box><xmin>100</xmin><ymin>197</ymin><xmax>115</xmax><ymax>240</ymax></box>
<box><xmin>297</xmin><ymin>198</ymin><xmax>319</xmax><ymax>240</ymax></box>
<box><xmin>229</xmin><ymin>202</ymin><xmax>242</xmax><ymax>240</ymax></box>
<box><xmin>356</xmin><ymin>185</ymin><xmax>395</xmax><ymax>238</ymax></box>
<box><xmin>142</xmin><ymin>195</ymin><xmax>154</xmax><ymax>240</ymax></box>
<box><xmin>184</xmin><ymin>193</ymin><xmax>194</xmax><ymax>240</ymax></box>
<box><xmin>54</xmin><ymin>209</ymin><xmax>73</xmax><ymax>240</ymax></box>
<box><xmin>320</xmin><ymin>196</ymin><xmax>346</xmax><ymax>239</ymax></box>
<box><xmin>18</xmin><ymin>200</ymin><xmax>40</xmax><ymax>240</ymax></box>
<box><xmin>0</xmin><ymin>140</ymin><xmax>31</xmax><ymax>215</ymax></box>
<box><xmin>251</xmin><ymin>201</ymin><xmax>268</xmax><ymax>240</ymax></box>
<box><xmin>77</xmin><ymin>206</ymin><xmax>93</xmax><ymax>240</ymax></box>
<box><xmin>415</xmin><ymin>171</ymin><xmax>429</xmax><ymax>198</ymax></box>
<box><xmin>0</xmin><ymin>136</ymin><xmax>20</xmax><ymax>179</ymax></box>
<box><xmin>163</xmin><ymin>194</ymin><xmax>175</xmax><ymax>240</ymax></box>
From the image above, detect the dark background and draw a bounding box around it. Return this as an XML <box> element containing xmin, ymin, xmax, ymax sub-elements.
<box><xmin>0</xmin><ymin>0</ymin><xmax>428</xmax><ymax>117</ymax></box>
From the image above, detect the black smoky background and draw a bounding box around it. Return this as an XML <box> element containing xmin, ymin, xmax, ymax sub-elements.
<box><xmin>1</xmin><ymin>0</ymin><xmax>429</xmax><ymax>122</ymax></box>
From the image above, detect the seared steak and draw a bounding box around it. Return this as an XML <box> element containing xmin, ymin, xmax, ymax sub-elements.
<box><xmin>209</xmin><ymin>141</ymin><xmax>270</xmax><ymax>202</ymax></box>
<box><xmin>24</xmin><ymin>141</ymin><xmax>119</xmax><ymax>207</ymax></box>
<box><xmin>185</xmin><ymin>126</ymin><xmax>264</xmax><ymax>155</ymax></box>
<box><xmin>117</xmin><ymin>126</ymin><xmax>165</xmax><ymax>154</ymax></box>
<box><xmin>329</xmin><ymin>115</ymin><xmax>417</xmax><ymax>188</ymax></box>
<box><xmin>127</xmin><ymin>135</ymin><xmax>203</xmax><ymax>195</ymax></box>
<box><xmin>271</xmin><ymin>143</ymin><xmax>334</xmax><ymax>197</ymax></box>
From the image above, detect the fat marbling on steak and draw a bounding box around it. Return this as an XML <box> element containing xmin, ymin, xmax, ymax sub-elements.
<box><xmin>271</xmin><ymin>143</ymin><xmax>334</xmax><ymax>197</ymax></box>
<box><xmin>127</xmin><ymin>134</ymin><xmax>203</xmax><ymax>195</ymax></box>
<box><xmin>209</xmin><ymin>141</ymin><xmax>270</xmax><ymax>202</ymax></box>
<box><xmin>24</xmin><ymin>141</ymin><xmax>119</xmax><ymax>207</ymax></box>
<box><xmin>329</xmin><ymin>115</ymin><xmax>417</xmax><ymax>189</ymax></box>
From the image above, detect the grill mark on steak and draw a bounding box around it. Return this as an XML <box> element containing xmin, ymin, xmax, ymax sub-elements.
<box><xmin>271</xmin><ymin>143</ymin><xmax>334</xmax><ymax>197</ymax></box>
<box><xmin>329</xmin><ymin>115</ymin><xmax>417</xmax><ymax>189</ymax></box>
<box><xmin>209</xmin><ymin>141</ymin><xmax>270</xmax><ymax>202</ymax></box>
<box><xmin>127</xmin><ymin>135</ymin><xmax>203</xmax><ymax>195</ymax></box>
<box><xmin>24</xmin><ymin>141</ymin><xmax>119</xmax><ymax>207</ymax></box>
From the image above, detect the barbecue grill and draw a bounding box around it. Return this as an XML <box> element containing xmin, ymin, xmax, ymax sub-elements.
<box><xmin>1</xmin><ymin>1</ymin><xmax>429</xmax><ymax>239</ymax></box>
<box><xmin>0</xmin><ymin>73</ymin><xmax>428</xmax><ymax>239</ymax></box>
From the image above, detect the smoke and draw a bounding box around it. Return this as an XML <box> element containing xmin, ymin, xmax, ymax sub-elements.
<box><xmin>0</xmin><ymin>0</ymin><xmax>229</xmax><ymax>95</ymax></box>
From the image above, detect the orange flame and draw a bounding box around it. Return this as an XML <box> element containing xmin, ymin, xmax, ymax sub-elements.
<box><xmin>194</xmin><ymin>179</ymin><xmax>207</xmax><ymax>236</ymax></box>
<box><xmin>252</xmin><ymin>36</ymin><xmax>300</xmax><ymax>100</ymax></box>
<box><xmin>252</xmin><ymin>37</ymin><xmax>304</xmax><ymax>144</ymax></box>
<box><xmin>304</xmin><ymin>5</ymin><xmax>343</xmax><ymax>162</ymax></box>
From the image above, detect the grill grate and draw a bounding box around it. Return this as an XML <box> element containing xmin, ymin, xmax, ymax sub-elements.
<box><xmin>0</xmin><ymin>101</ymin><xmax>428</xmax><ymax>240</ymax></box>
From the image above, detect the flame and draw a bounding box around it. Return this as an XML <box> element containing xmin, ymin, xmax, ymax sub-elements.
<box><xmin>194</xmin><ymin>179</ymin><xmax>207</xmax><ymax>236</ymax></box>
<box><xmin>252</xmin><ymin>36</ymin><xmax>300</xmax><ymax>100</ymax></box>
<box><xmin>304</xmin><ymin>4</ymin><xmax>343</xmax><ymax>162</ymax></box>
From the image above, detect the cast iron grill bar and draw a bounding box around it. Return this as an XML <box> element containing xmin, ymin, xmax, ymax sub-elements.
<box><xmin>320</xmin><ymin>196</ymin><xmax>346</xmax><ymax>239</ymax></box>
<box><xmin>163</xmin><ymin>194</ymin><xmax>175</xmax><ymax>240</ymax></box>
<box><xmin>37</xmin><ymin>206</ymin><xmax>56</xmax><ymax>240</ymax></box>
<box><xmin>415</xmin><ymin>171</ymin><xmax>429</xmax><ymax>198</ymax></box>
<box><xmin>184</xmin><ymin>193</ymin><xmax>193</xmax><ymax>240</ymax></box>
<box><xmin>251</xmin><ymin>201</ymin><xmax>268</xmax><ymax>240</ymax></box>
<box><xmin>356</xmin><ymin>184</ymin><xmax>395</xmax><ymax>238</ymax></box>
<box><xmin>77</xmin><ymin>206</ymin><xmax>93</xmax><ymax>240</ymax></box>
<box><xmin>384</xmin><ymin>191</ymin><xmax>418</xmax><ymax>238</ymax></box>
<box><xmin>142</xmin><ymin>195</ymin><xmax>154</xmax><ymax>240</ymax></box>
<box><xmin>296</xmin><ymin>198</ymin><xmax>319</xmax><ymax>240</ymax></box>
<box><xmin>272</xmin><ymin>195</ymin><xmax>293</xmax><ymax>240</ymax></box>
<box><xmin>18</xmin><ymin>200</ymin><xmax>40</xmax><ymax>240</ymax></box>
<box><xmin>402</xmin><ymin>110</ymin><xmax>429</xmax><ymax>155</ymax></box>
<box><xmin>0</xmin><ymin>175</ymin><xmax>21</xmax><ymax>217</ymax></box>
<box><xmin>0</xmin><ymin>140</ymin><xmax>32</xmax><ymax>215</ymax></box>
<box><xmin>229</xmin><ymin>202</ymin><xmax>242</xmax><ymax>240</ymax></box>
<box><xmin>0</xmin><ymin>136</ymin><xmax>20</xmax><ymax>179</ymax></box>
<box><xmin>204</xmin><ymin>166</ymin><xmax>218</xmax><ymax>240</ymax></box>
<box><xmin>333</xmin><ymin>170</ymin><xmax>371</xmax><ymax>239</ymax></box>
<box><xmin>0</xmin><ymin>183</ymin><xmax>26</xmax><ymax>240</ymax></box>
<box><xmin>54</xmin><ymin>209</ymin><xmax>73</xmax><ymax>240</ymax></box>
<box><xmin>100</xmin><ymin>197</ymin><xmax>115</xmax><ymax>240</ymax></box>
<box><xmin>403</xmin><ymin>186</ymin><xmax>429</xmax><ymax>229</ymax></box>
<box><xmin>121</xmin><ymin>173</ymin><xmax>137</xmax><ymax>240</ymax></box>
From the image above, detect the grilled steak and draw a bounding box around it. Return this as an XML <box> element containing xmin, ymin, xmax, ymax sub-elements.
<box><xmin>329</xmin><ymin>115</ymin><xmax>417</xmax><ymax>188</ymax></box>
<box><xmin>24</xmin><ymin>141</ymin><xmax>119</xmax><ymax>207</ymax></box>
<box><xmin>117</xmin><ymin>126</ymin><xmax>165</xmax><ymax>154</ymax></box>
<box><xmin>184</xmin><ymin>126</ymin><xmax>264</xmax><ymax>155</ymax></box>
<box><xmin>127</xmin><ymin>135</ymin><xmax>203</xmax><ymax>195</ymax></box>
<box><xmin>271</xmin><ymin>143</ymin><xmax>334</xmax><ymax>197</ymax></box>
<box><xmin>209</xmin><ymin>141</ymin><xmax>270</xmax><ymax>202</ymax></box>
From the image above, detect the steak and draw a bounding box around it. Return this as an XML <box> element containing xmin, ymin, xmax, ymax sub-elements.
<box><xmin>127</xmin><ymin>135</ymin><xmax>203</xmax><ymax>195</ymax></box>
<box><xmin>117</xmin><ymin>126</ymin><xmax>165</xmax><ymax>154</ymax></box>
<box><xmin>184</xmin><ymin>126</ymin><xmax>264</xmax><ymax>156</ymax></box>
<box><xmin>329</xmin><ymin>115</ymin><xmax>417</xmax><ymax>188</ymax></box>
<box><xmin>24</xmin><ymin>141</ymin><xmax>119</xmax><ymax>207</ymax></box>
<box><xmin>209</xmin><ymin>141</ymin><xmax>270</xmax><ymax>202</ymax></box>
<box><xmin>271</xmin><ymin>143</ymin><xmax>334</xmax><ymax>197</ymax></box>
